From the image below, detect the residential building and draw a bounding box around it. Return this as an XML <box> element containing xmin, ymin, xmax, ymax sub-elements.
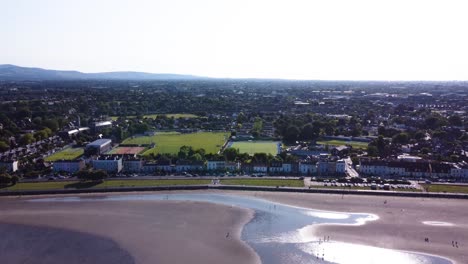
<box><xmin>53</xmin><ymin>160</ymin><xmax>85</xmax><ymax>173</ymax></box>
<box><xmin>299</xmin><ymin>162</ymin><xmax>317</xmax><ymax>175</ymax></box>
<box><xmin>175</xmin><ymin>160</ymin><xmax>205</xmax><ymax>172</ymax></box>
<box><xmin>207</xmin><ymin>160</ymin><xmax>225</xmax><ymax>171</ymax></box>
<box><xmin>0</xmin><ymin>160</ymin><xmax>18</xmax><ymax>172</ymax></box>
<box><xmin>123</xmin><ymin>159</ymin><xmax>143</xmax><ymax>173</ymax></box>
<box><xmin>92</xmin><ymin>157</ymin><xmax>122</xmax><ymax>173</ymax></box>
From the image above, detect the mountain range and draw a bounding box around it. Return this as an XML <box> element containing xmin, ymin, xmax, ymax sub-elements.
<box><xmin>0</xmin><ymin>64</ymin><xmax>202</xmax><ymax>81</ymax></box>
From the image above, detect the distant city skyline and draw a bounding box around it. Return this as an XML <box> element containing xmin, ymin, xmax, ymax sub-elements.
<box><xmin>1</xmin><ymin>0</ymin><xmax>468</xmax><ymax>81</ymax></box>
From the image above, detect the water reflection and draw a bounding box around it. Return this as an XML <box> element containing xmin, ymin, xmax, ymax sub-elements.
<box><xmin>30</xmin><ymin>193</ymin><xmax>452</xmax><ymax>264</ymax></box>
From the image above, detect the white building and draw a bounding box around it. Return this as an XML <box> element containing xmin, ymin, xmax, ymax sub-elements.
<box><xmin>225</xmin><ymin>162</ymin><xmax>241</xmax><ymax>171</ymax></box>
<box><xmin>53</xmin><ymin>160</ymin><xmax>85</xmax><ymax>173</ymax></box>
<box><xmin>86</xmin><ymin>139</ymin><xmax>112</xmax><ymax>155</ymax></box>
<box><xmin>92</xmin><ymin>157</ymin><xmax>122</xmax><ymax>173</ymax></box>
<box><xmin>282</xmin><ymin>163</ymin><xmax>293</xmax><ymax>173</ymax></box>
<box><xmin>207</xmin><ymin>161</ymin><xmax>225</xmax><ymax>171</ymax></box>
<box><xmin>299</xmin><ymin>162</ymin><xmax>316</xmax><ymax>175</ymax></box>
<box><xmin>253</xmin><ymin>164</ymin><xmax>268</xmax><ymax>173</ymax></box>
<box><xmin>0</xmin><ymin>160</ymin><xmax>18</xmax><ymax>172</ymax></box>
<box><xmin>123</xmin><ymin>159</ymin><xmax>143</xmax><ymax>173</ymax></box>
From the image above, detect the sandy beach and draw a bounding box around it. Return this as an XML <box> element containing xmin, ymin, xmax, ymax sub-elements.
<box><xmin>233</xmin><ymin>190</ymin><xmax>468</xmax><ymax>264</ymax></box>
<box><xmin>0</xmin><ymin>197</ymin><xmax>260</xmax><ymax>264</ymax></box>
<box><xmin>1</xmin><ymin>190</ymin><xmax>467</xmax><ymax>264</ymax></box>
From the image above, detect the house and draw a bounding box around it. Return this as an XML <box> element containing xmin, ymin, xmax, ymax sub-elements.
<box><xmin>252</xmin><ymin>163</ymin><xmax>268</xmax><ymax>173</ymax></box>
<box><xmin>269</xmin><ymin>161</ymin><xmax>283</xmax><ymax>174</ymax></box>
<box><xmin>53</xmin><ymin>159</ymin><xmax>85</xmax><ymax>173</ymax></box>
<box><xmin>299</xmin><ymin>162</ymin><xmax>317</xmax><ymax>175</ymax></box>
<box><xmin>225</xmin><ymin>162</ymin><xmax>241</xmax><ymax>172</ymax></box>
<box><xmin>175</xmin><ymin>160</ymin><xmax>205</xmax><ymax>172</ymax></box>
<box><xmin>92</xmin><ymin>121</ymin><xmax>112</xmax><ymax>132</ymax></box>
<box><xmin>92</xmin><ymin>157</ymin><xmax>122</xmax><ymax>173</ymax></box>
<box><xmin>451</xmin><ymin>163</ymin><xmax>468</xmax><ymax>179</ymax></box>
<box><xmin>123</xmin><ymin>158</ymin><xmax>143</xmax><ymax>173</ymax></box>
<box><xmin>0</xmin><ymin>160</ymin><xmax>19</xmax><ymax>172</ymax></box>
<box><xmin>207</xmin><ymin>160</ymin><xmax>226</xmax><ymax>171</ymax></box>
<box><xmin>282</xmin><ymin>163</ymin><xmax>294</xmax><ymax>174</ymax></box>
<box><xmin>331</xmin><ymin>146</ymin><xmax>349</xmax><ymax>157</ymax></box>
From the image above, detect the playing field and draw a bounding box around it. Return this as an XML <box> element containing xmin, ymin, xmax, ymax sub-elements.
<box><xmin>45</xmin><ymin>147</ymin><xmax>84</xmax><ymax>161</ymax></box>
<box><xmin>106</xmin><ymin>146</ymin><xmax>146</xmax><ymax>155</ymax></box>
<box><xmin>229</xmin><ymin>141</ymin><xmax>279</xmax><ymax>155</ymax></box>
<box><xmin>111</xmin><ymin>114</ymin><xmax>198</xmax><ymax>121</ymax></box>
<box><xmin>316</xmin><ymin>140</ymin><xmax>369</xmax><ymax>149</ymax></box>
<box><xmin>123</xmin><ymin>132</ymin><xmax>229</xmax><ymax>155</ymax></box>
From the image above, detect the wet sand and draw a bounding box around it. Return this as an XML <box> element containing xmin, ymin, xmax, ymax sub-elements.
<box><xmin>234</xmin><ymin>191</ymin><xmax>468</xmax><ymax>264</ymax></box>
<box><xmin>0</xmin><ymin>198</ymin><xmax>259</xmax><ymax>264</ymax></box>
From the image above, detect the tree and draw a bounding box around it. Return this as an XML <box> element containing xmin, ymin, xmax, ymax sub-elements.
<box><xmin>0</xmin><ymin>141</ymin><xmax>9</xmax><ymax>152</ymax></box>
<box><xmin>190</xmin><ymin>153</ymin><xmax>203</xmax><ymax>161</ymax></box>
<box><xmin>284</xmin><ymin>125</ymin><xmax>300</xmax><ymax>142</ymax></box>
<box><xmin>19</xmin><ymin>133</ymin><xmax>35</xmax><ymax>145</ymax></box>
<box><xmin>300</xmin><ymin>123</ymin><xmax>317</xmax><ymax>140</ymax></box>
<box><xmin>448</xmin><ymin>115</ymin><xmax>463</xmax><ymax>127</ymax></box>
<box><xmin>367</xmin><ymin>146</ymin><xmax>379</xmax><ymax>157</ymax></box>
<box><xmin>77</xmin><ymin>170</ymin><xmax>108</xmax><ymax>181</ymax></box>
<box><xmin>252</xmin><ymin>153</ymin><xmax>269</xmax><ymax>164</ymax></box>
<box><xmin>223</xmin><ymin>147</ymin><xmax>238</xmax><ymax>161</ymax></box>
<box><xmin>392</xmin><ymin>133</ymin><xmax>409</xmax><ymax>145</ymax></box>
<box><xmin>43</xmin><ymin>119</ymin><xmax>59</xmax><ymax>132</ymax></box>
<box><xmin>178</xmin><ymin>146</ymin><xmax>194</xmax><ymax>160</ymax></box>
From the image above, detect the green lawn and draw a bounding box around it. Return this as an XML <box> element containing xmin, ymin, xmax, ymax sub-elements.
<box><xmin>422</xmin><ymin>184</ymin><xmax>468</xmax><ymax>194</ymax></box>
<box><xmin>111</xmin><ymin>113</ymin><xmax>198</xmax><ymax>121</ymax></box>
<box><xmin>229</xmin><ymin>141</ymin><xmax>279</xmax><ymax>155</ymax></box>
<box><xmin>221</xmin><ymin>178</ymin><xmax>304</xmax><ymax>187</ymax></box>
<box><xmin>123</xmin><ymin>132</ymin><xmax>229</xmax><ymax>155</ymax></box>
<box><xmin>2</xmin><ymin>179</ymin><xmax>211</xmax><ymax>191</ymax></box>
<box><xmin>316</xmin><ymin>140</ymin><xmax>369</xmax><ymax>149</ymax></box>
<box><xmin>45</xmin><ymin>147</ymin><xmax>84</xmax><ymax>161</ymax></box>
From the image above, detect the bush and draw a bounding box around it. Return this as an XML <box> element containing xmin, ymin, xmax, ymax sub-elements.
<box><xmin>76</xmin><ymin>170</ymin><xmax>108</xmax><ymax>181</ymax></box>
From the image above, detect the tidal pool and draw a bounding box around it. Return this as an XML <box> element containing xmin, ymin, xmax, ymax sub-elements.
<box><xmin>31</xmin><ymin>193</ymin><xmax>452</xmax><ymax>264</ymax></box>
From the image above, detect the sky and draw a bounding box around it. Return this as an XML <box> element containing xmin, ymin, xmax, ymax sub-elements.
<box><xmin>1</xmin><ymin>0</ymin><xmax>468</xmax><ymax>80</ymax></box>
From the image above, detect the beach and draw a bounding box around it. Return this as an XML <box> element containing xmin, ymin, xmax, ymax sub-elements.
<box><xmin>1</xmin><ymin>190</ymin><xmax>467</xmax><ymax>264</ymax></box>
<box><xmin>0</xmin><ymin>197</ymin><xmax>260</xmax><ymax>264</ymax></box>
<box><xmin>235</xmin><ymin>190</ymin><xmax>468</xmax><ymax>264</ymax></box>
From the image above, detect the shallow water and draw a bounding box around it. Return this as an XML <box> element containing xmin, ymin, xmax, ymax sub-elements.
<box><xmin>31</xmin><ymin>193</ymin><xmax>452</xmax><ymax>264</ymax></box>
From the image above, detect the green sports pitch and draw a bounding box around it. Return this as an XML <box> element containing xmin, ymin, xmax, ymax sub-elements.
<box><xmin>45</xmin><ymin>147</ymin><xmax>84</xmax><ymax>161</ymax></box>
<box><xmin>122</xmin><ymin>131</ymin><xmax>230</xmax><ymax>155</ymax></box>
<box><xmin>111</xmin><ymin>113</ymin><xmax>198</xmax><ymax>121</ymax></box>
<box><xmin>229</xmin><ymin>141</ymin><xmax>280</xmax><ymax>155</ymax></box>
<box><xmin>316</xmin><ymin>140</ymin><xmax>369</xmax><ymax>149</ymax></box>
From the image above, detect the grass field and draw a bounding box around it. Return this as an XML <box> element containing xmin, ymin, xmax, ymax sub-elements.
<box><xmin>106</xmin><ymin>146</ymin><xmax>146</xmax><ymax>155</ymax></box>
<box><xmin>123</xmin><ymin>132</ymin><xmax>229</xmax><ymax>155</ymax></box>
<box><xmin>45</xmin><ymin>147</ymin><xmax>84</xmax><ymax>161</ymax></box>
<box><xmin>221</xmin><ymin>178</ymin><xmax>304</xmax><ymax>187</ymax></box>
<box><xmin>111</xmin><ymin>114</ymin><xmax>198</xmax><ymax>121</ymax></box>
<box><xmin>422</xmin><ymin>184</ymin><xmax>468</xmax><ymax>194</ymax></box>
<box><xmin>229</xmin><ymin>141</ymin><xmax>279</xmax><ymax>155</ymax></box>
<box><xmin>2</xmin><ymin>179</ymin><xmax>211</xmax><ymax>191</ymax></box>
<box><xmin>316</xmin><ymin>140</ymin><xmax>369</xmax><ymax>149</ymax></box>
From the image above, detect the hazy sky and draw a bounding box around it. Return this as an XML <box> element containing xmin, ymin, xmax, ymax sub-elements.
<box><xmin>1</xmin><ymin>0</ymin><xmax>468</xmax><ymax>80</ymax></box>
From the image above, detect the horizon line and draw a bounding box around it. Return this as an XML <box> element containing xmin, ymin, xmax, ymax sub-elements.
<box><xmin>2</xmin><ymin>63</ymin><xmax>468</xmax><ymax>82</ymax></box>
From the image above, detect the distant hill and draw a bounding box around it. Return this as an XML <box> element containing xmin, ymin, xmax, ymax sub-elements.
<box><xmin>0</xmin><ymin>64</ymin><xmax>202</xmax><ymax>81</ymax></box>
